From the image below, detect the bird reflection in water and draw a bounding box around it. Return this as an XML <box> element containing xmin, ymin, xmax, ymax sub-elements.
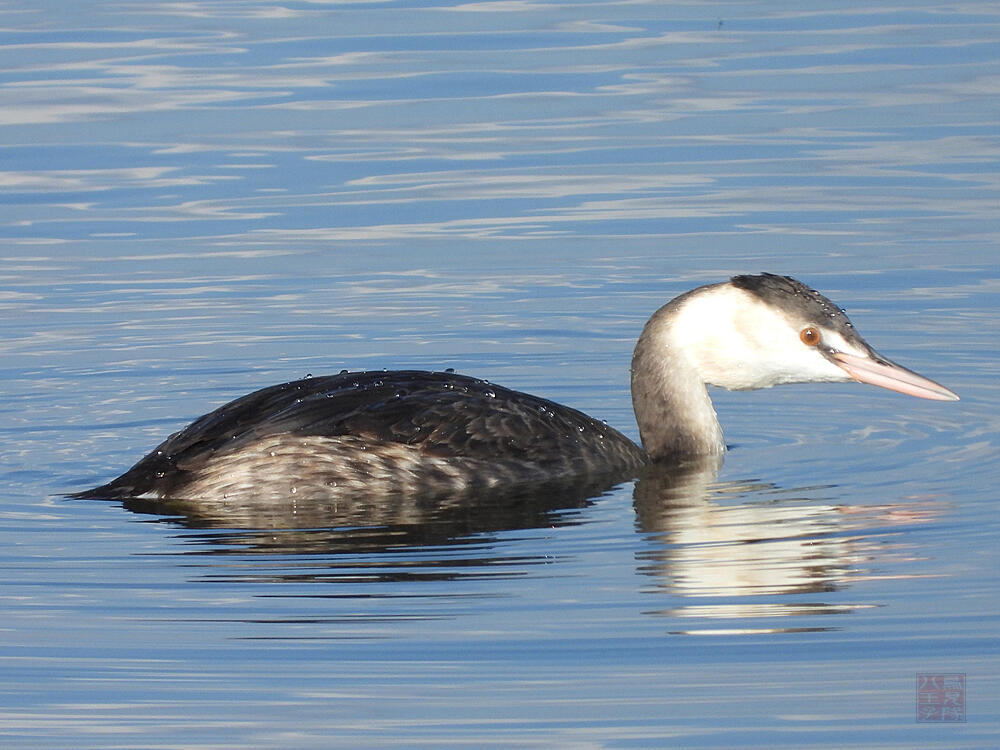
<box><xmin>632</xmin><ymin>457</ymin><xmax>946</xmax><ymax>632</ymax></box>
<box><xmin>114</xmin><ymin>453</ymin><xmax>945</xmax><ymax>629</ymax></box>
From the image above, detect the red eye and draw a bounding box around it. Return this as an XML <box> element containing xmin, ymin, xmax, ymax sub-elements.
<box><xmin>800</xmin><ymin>327</ymin><xmax>821</xmax><ymax>346</ymax></box>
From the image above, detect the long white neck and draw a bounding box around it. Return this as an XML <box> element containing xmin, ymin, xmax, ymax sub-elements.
<box><xmin>630</xmin><ymin>293</ymin><xmax>726</xmax><ymax>458</ymax></box>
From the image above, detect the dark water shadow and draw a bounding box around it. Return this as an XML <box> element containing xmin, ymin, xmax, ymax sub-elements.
<box><xmin>118</xmin><ymin>472</ymin><xmax>625</xmax><ymax>557</ymax></box>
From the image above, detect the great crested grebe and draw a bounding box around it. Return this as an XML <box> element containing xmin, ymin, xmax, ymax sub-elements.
<box><xmin>75</xmin><ymin>274</ymin><xmax>957</xmax><ymax>502</ymax></box>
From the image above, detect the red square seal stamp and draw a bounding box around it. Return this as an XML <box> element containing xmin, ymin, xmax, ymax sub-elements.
<box><xmin>916</xmin><ymin>673</ymin><xmax>966</xmax><ymax>722</ymax></box>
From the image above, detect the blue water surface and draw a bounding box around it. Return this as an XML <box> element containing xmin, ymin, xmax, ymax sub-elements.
<box><xmin>1</xmin><ymin>1</ymin><xmax>997</xmax><ymax>747</ymax></box>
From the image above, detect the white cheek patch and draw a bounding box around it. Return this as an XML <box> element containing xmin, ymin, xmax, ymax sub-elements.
<box><xmin>671</xmin><ymin>286</ymin><xmax>854</xmax><ymax>390</ymax></box>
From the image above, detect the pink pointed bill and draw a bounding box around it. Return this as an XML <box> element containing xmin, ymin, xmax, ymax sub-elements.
<box><xmin>832</xmin><ymin>351</ymin><xmax>959</xmax><ymax>401</ymax></box>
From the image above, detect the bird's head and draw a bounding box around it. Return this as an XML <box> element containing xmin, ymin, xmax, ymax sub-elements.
<box><xmin>669</xmin><ymin>273</ymin><xmax>958</xmax><ymax>401</ymax></box>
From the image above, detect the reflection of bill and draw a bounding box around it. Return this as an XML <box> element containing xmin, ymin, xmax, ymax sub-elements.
<box><xmin>633</xmin><ymin>457</ymin><xmax>946</xmax><ymax>630</ymax></box>
<box><xmin>916</xmin><ymin>673</ymin><xmax>966</xmax><ymax>723</ymax></box>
